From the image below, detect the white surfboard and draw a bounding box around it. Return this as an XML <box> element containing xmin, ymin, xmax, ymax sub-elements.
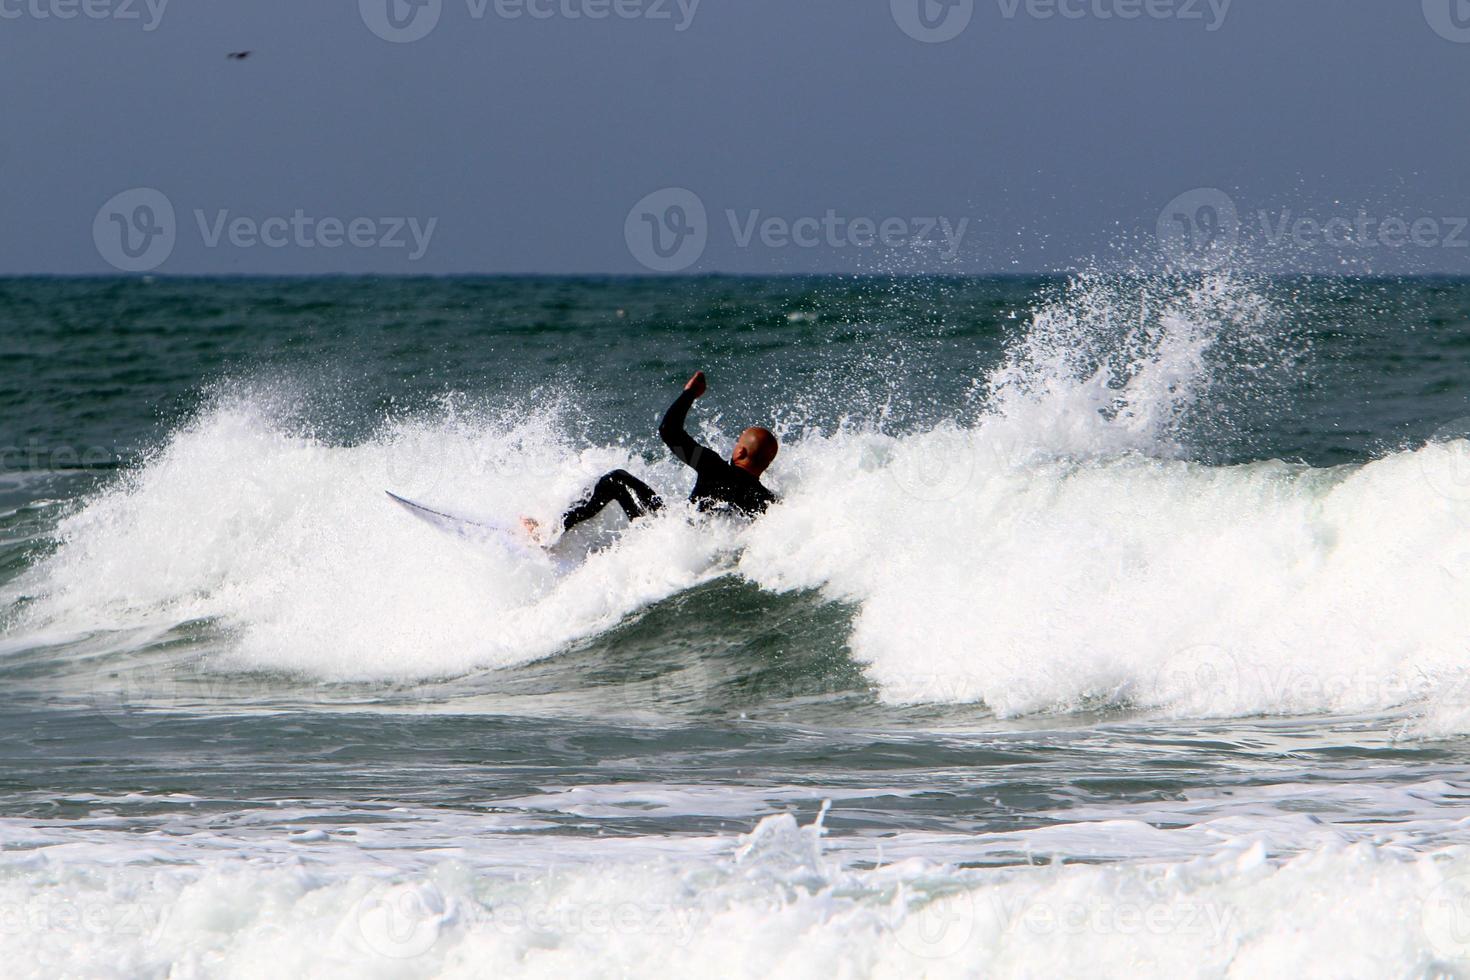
<box><xmin>385</xmin><ymin>491</ymin><xmax>546</xmax><ymax>562</ymax></box>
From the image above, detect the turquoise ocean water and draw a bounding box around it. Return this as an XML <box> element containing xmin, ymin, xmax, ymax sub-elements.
<box><xmin>5</xmin><ymin>273</ymin><xmax>1470</xmax><ymax>976</ymax></box>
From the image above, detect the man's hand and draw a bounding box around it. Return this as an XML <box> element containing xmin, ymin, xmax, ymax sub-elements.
<box><xmin>684</xmin><ymin>371</ymin><xmax>707</xmax><ymax>399</ymax></box>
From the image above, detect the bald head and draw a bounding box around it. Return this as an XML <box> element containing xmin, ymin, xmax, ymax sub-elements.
<box><xmin>731</xmin><ymin>426</ymin><xmax>778</xmax><ymax>477</ymax></box>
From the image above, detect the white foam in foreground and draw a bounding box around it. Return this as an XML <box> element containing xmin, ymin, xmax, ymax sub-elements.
<box><xmin>4</xmin><ymin>806</ymin><xmax>1470</xmax><ymax>979</ymax></box>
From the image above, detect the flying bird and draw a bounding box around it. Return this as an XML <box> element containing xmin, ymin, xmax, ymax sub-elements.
<box><xmin>226</xmin><ymin>51</ymin><xmax>251</xmax><ymax>60</ymax></box>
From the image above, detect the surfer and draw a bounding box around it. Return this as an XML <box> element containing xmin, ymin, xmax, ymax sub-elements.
<box><xmin>524</xmin><ymin>372</ymin><xmax>778</xmax><ymax>540</ymax></box>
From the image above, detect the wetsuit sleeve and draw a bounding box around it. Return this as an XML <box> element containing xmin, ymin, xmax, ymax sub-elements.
<box><xmin>659</xmin><ymin>388</ymin><xmax>720</xmax><ymax>473</ymax></box>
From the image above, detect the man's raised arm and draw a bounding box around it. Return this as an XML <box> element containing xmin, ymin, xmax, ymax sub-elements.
<box><xmin>660</xmin><ymin>371</ymin><xmax>715</xmax><ymax>471</ymax></box>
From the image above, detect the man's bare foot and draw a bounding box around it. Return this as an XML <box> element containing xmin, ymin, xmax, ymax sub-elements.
<box><xmin>519</xmin><ymin>516</ymin><xmax>544</xmax><ymax>545</ymax></box>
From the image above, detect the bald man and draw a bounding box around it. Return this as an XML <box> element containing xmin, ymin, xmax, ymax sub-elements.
<box><xmin>532</xmin><ymin>372</ymin><xmax>777</xmax><ymax>539</ymax></box>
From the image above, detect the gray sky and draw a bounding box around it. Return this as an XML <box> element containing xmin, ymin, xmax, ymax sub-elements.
<box><xmin>4</xmin><ymin>0</ymin><xmax>1470</xmax><ymax>275</ymax></box>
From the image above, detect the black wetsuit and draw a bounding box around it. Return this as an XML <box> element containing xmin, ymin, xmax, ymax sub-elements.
<box><xmin>657</xmin><ymin>388</ymin><xmax>777</xmax><ymax>517</ymax></box>
<box><xmin>559</xmin><ymin>389</ymin><xmax>776</xmax><ymax>531</ymax></box>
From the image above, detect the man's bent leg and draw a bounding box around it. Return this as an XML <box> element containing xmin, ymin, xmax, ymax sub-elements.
<box><xmin>560</xmin><ymin>469</ymin><xmax>664</xmax><ymax>532</ymax></box>
<box><xmin>621</xmin><ymin>472</ymin><xmax>663</xmax><ymax>515</ymax></box>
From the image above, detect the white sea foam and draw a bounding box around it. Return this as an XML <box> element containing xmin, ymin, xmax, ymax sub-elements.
<box><xmin>743</xmin><ymin>437</ymin><xmax>1470</xmax><ymax>722</ymax></box>
<box><xmin>3</xmin><ymin>798</ymin><xmax>1470</xmax><ymax>979</ymax></box>
<box><xmin>6</xmin><ymin>395</ymin><xmax>741</xmax><ymax>680</ymax></box>
<box><xmin>8</xmin><ymin>272</ymin><xmax>1470</xmax><ymax>727</ymax></box>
